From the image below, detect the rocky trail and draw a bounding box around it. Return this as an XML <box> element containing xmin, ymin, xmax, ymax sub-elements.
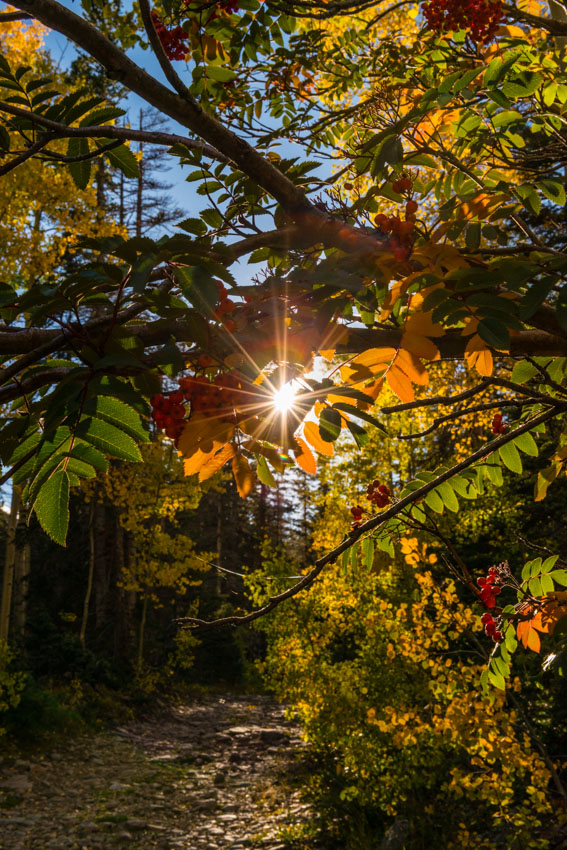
<box><xmin>0</xmin><ymin>695</ymin><xmax>313</xmax><ymax>850</ymax></box>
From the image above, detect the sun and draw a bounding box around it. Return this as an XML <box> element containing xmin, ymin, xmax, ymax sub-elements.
<box><xmin>272</xmin><ymin>381</ymin><xmax>297</xmax><ymax>414</ymax></box>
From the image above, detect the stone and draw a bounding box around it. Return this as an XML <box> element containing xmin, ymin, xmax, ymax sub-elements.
<box><xmin>380</xmin><ymin>819</ymin><xmax>411</xmax><ymax>850</ymax></box>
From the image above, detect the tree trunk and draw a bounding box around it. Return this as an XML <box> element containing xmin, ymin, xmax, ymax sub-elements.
<box><xmin>137</xmin><ymin>595</ymin><xmax>148</xmax><ymax>673</ymax></box>
<box><xmin>94</xmin><ymin>501</ymin><xmax>109</xmax><ymax>630</ymax></box>
<box><xmin>13</xmin><ymin>524</ymin><xmax>30</xmax><ymax>640</ymax></box>
<box><xmin>0</xmin><ymin>486</ymin><xmax>21</xmax><ymax>646</ymax></box>
<box><xmin>136</xmin><ymin>110</ymin><xmax>144</xmax><ymax>238</ymax></box>
<box><xmin>79</xmin><ymin>500</ymin><xmax>95</xmax><ymax>649</ymax></box>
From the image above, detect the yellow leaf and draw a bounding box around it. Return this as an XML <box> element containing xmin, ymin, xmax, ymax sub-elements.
<box><xmin>232</xmin><ymin>454</ymin><xmax>255</xmax><ymax>498</ymax></box>
<box><xmin>303</xmin><ymin>420</ymin><xmax>334</xmax><ymax>456</ymax></box>
<box><xmin>294</xmin><ymin>437</ymin><xmax>317</xmax><ymax>474</ymax></box>
<box><xmin>465</xmin><ymin>334</ymin><xmax>494</xmax><ymax>377</ymax></box>
<box><xmin>198</xmin><ymin>443</ymin><xmax>235</xmax><ymax>482</ymax></box>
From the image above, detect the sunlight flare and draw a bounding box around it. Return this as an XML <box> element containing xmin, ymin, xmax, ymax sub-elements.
<box><xmin>272</xmin><ymin>381</ymin><xmax>297</xmax><ymax>414</ymax></box>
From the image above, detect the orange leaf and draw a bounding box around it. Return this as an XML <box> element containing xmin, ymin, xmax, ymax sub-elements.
<box><xmin>465</xmin><ymin>334</ymin><xmax>494</xmax><ymax>377</ymax></box>
<box><xmin>401</xmin><ymin>332</ymin><xmax>440</xmax><ymax>361</ymax></box>
<box><xmin>395</xmin><ymin>349</ymin><xmax>429</xmax><ymax>386</ymax></box>
<box><xmin>340</xmin><ymin>348</ymin><xmax>395</xmax><ymax>383</ymax></box>
<box><xmin>198</xmin><ymin>443</ymin><xmax>235</xmax><ymax>482</ymax></box>
<box><xmin>517</xmin><ymin>620</ymin><xmax>541</xmax><ymax>652</ymax></box>
<box><xmin>294</xmin><ymin>437</ymin><xmax>317</xmax><ymax>474</ymax></box>
<box><xmin>183</xmin><ymin>449</ymin><xmax>213</xmax><ymax>477</ymax></box>
<box><xmin>232</xmin><ymin>454</ymin><xmax>255</xmax><ymax>498</ymax></box>
<box><xmin>386</xmin><ymin>365</ymin><xmax>414</xmax><ymax>402</ymax></box>
<box><xmin>403</xmin><ymin>310</ymin><xmax>444</xmax><ymax>338</ymax></box>
<box><xmin>303</xmin><ymin>420</ymin><xmax>334</xmax><ymax>456</ymax></box>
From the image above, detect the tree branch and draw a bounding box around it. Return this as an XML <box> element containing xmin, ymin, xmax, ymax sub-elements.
<box><xmin>8</xmin><ymin>0</ymin><xmax>312</xmax><ymax>214</ymax></box>
<box><xmin>179</xmin><ymin>406</ymin><xmax>561</xmax><ymax>630</ymax></box>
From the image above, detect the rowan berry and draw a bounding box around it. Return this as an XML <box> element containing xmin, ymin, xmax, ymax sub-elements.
<box><xmin>398</xmin><ymin>177</ymin><xmax>412</xmax><ymax>192</ymax></box>
<box><xmin>406</xmin><ymin>200</ymin><xmax>418</xmax><ymax>214</ymax></box>
<box><xmin>491</xmin><ymin>413</ymin><xmax>506</xmax><ymax>435</ymax></box>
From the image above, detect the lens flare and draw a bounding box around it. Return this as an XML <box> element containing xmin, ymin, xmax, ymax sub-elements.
<box><xmin>272</xmin><ymin>381</ymin><xmax>297</xmax><ymax>414</ymax></box>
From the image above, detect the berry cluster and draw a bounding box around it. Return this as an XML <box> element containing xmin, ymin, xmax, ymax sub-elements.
<box><xmin>477</xmin><ymin>566</ymin><xmax>501</xmax><ymax>608</ymax></box>
<box><xmin>374</xmin><ymin>176</ymin><xmax>417</xmax><ymax>262</ymax></box>
<box><xmin>491</xmin><ymin>412</ymin><xmax>506</xmax><ymax>435</ymax></box>
<box><xmin>422</xmin><ymin>0</ymin><xmax>503</xmax><ymax>43</ymax></box>
<box><xmin>151</xmin><ymin>10</ymin><xmax>189</xmax><ymax>60</ymax></box>
<box><xmin>214</xmin><ymin>281</ymin><xmax>237</xmax><ymax>332</ymax></box>
<box><xmin>367</xmin><ymin>480</ymin><xmax>391</xmax><ymax>508</ymax></box>
<box><xmin>150</xmin><ymin>372</ymin><xmax>249</xmax><ymax>444</ymax></box>
<box><xmin>481</xmin><ymin>612</ymin><xmax>503</xmax><ymax>642</ymax></box>
<box><xmin>350</xmin><ymin>504</ymin><xmax>366</xmax><ymax>531</ymax></box>
<box><xmin>150</xmin><ymin>390</ymin><xmax>187</xmax><ymax>442</ymax></box>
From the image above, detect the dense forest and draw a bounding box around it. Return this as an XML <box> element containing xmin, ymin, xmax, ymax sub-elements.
<box><xmin>2</xmin><ymin>0</ymin><xmax>567</xmax><ymax>847</ymax></box>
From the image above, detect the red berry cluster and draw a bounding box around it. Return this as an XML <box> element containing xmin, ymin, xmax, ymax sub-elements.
<box><xmin>481</xmin><ymin>612</ymin><xmax>503</xmax><ymax>642</ymax></box>
<box><xmin>422</xmin><ymin>0</ymin><xmax>503</xmax><ymax>43</ymax></box>
<box><xmin>491</xmin><ymin>412</ymin><xmax>506</xmax><ymax>435</ymax></box>
<box><xmin>150</xmin><ymin>390</ymin><xmax>187</xmax><ymax>442</ymax></box>
<box><xmin>477</xmin><ymin>566</ymin><xmax>501</xmax><ymax>608</ymax></box>
<box><xmin>150</xmin><ymin>372</ymin><xmax>249</xmax><ymax>444</ymax></box>
<box><xmin>350</xmin><ymin>504</ymin><xmax>365</xmax><ymax>530</ymax></box>
<box><xmin>367</xmin><ymin>480</ymin><xmax>391</xmax><ymax>508</ymax></box>
<box><xmin>151</xmin><ymin>10</ymin><xmax>189</xmax><ymax>60</ymax></box>
<box><xmin>374</xmin><ymin>176</ymin><xmax>417</xmax><ymax>262</ymax></box>
<box><xmin>214</xmin><ymin>281</ymin><xmax>237</xmax><ymax>331</ymax></box>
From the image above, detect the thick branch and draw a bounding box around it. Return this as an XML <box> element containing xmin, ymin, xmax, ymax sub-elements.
<box><xmin>8</xmin><ymin>0</ymin><xmax>311</xmax><ymax>214</ymax></box>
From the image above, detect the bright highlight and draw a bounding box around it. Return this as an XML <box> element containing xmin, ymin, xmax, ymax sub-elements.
<box><xmin>272</xmin><ymin>382</ymin><xmax>297</xmax><ymax>414</ymax></box>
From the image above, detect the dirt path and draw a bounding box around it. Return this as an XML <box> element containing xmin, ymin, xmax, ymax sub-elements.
<box><xmin>0</xmin><ymin>694</ymin><xmax>313</xmax><ymax>850</ymax></box>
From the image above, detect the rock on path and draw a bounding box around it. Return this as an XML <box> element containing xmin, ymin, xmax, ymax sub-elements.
<box><xmin>0</xmin><ymin>694</ymin><xmax>312</xmax><ymax>849</ymax></box>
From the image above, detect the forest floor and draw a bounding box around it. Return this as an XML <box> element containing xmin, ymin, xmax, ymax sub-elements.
<box><xmin>0</xmin><ymin>694</ymin><xmax>315</xmax><ymax>850</ymax></box>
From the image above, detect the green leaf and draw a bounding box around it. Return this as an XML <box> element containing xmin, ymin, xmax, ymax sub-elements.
<box><xmin>330</xmin><ymin>401</ymin><xmax>387</xmax><ymax>432</ymax></box>
<box><xmin>541</xmin><ymin>555</ymin><xmax>559</xmax><ymax>573</ymax></box>
<box><xmin>34</xmin><ymin>468</ymin><xmax>70</xmax><ymax>546</ymax></box>
<box><xmin>436</xmin><ymin>481</ymin><xmax>459</xmax><ymax>512</ymax></box>
<box><xmin>129</xmin><ymin>253</ymin><xmax>158</xmax><ymax>293</ymax></box>
<box><xmin>206</xmin><ymin>65</ymin><xmax>237</xmax><ymax>82</ymax></box>
<box><xmin>550</xmin><ymin>569</ymin><xmax>567</xmax><ymax>587</ymax></box>
<box><xmin>67</xmin><ymin>137</ymin><xmax>91</xmax><ymax>190</ymax></box>
<box><xmin>488</xmin><ymin>669</ymin><xmax>506</xmax><ymax>690</ymax></box>
<box><xmin>541</xmin><ymin>573</ymin><xmax>555</xmax><ymax>594</ymax></box>
<box><xmin>537</xmin><ymin>179</ymin><xmax>566</xmax><ymax>207</ymax></box>
<box><xmin>477</xmin><ymin>317</ymin><xmax>510</xmax><ymax>351</ymax></box>
<box><xmin>175</xmin><ymin>265</ymin><xmax>219</xmax><ymax>313</ymax></box>
<box><xmin>362</xmin><ymin>537</ymin><xmax>374</xmax><ymax>568</ymax></box>
<box><xmin>256</xmin><ymin>454</ymin><xmax>276</xmax><ymax>488</ymax></box>
<box><xmin>103</xmin><ymin>141</ymin><xmax>140</xmax><ymax>178</ymax></box>
<box><xmin>319</xmin><ymin>408</ymin><xmax>342</xmax><ymax>442</ymax></box>
<box><xmin>529</xmin><ymin>576</ymin><xmax>543</xmax><ymax>597</ymax></box>
<box><xmin>424</xmin><ymin>489</ymin><xmax>444</xmax><ymax>513</ymax></box>
<box><xmin>75</xmin><ymin>418</ymin><xmax>142</xmax><ymax>462</ymax></box>
<box><xmin>347</xmin><ymin>419</ymin><xmax>369</xmax><ymax>448</ymax></box>
<box><xmin>504</xmin><ymin>624</ymin><xmax>517</xmax><ymax>653</ymax></box>
<box><xmin>513</xmin><ymin>431</ymin><xmax>538</xmax><ymax>457</ymax></box>
<box><xmin>82</xmin><ymin>396</ymin><xmax>148</xmax><ymax>442</ymax></box>
<box><xmin>498</xmin><ymin>442</ymin><xmax>522</xmax><ymax>474</ymax></box>
<box><xmin>522</xmin><ymin>558</ymin><xmax>541</xmax><ymax>581</ymax></box>
<box><xmin>511</xmin><ymin>360</ymin><xmax>538</xmax><ymax>383</ymax></box>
